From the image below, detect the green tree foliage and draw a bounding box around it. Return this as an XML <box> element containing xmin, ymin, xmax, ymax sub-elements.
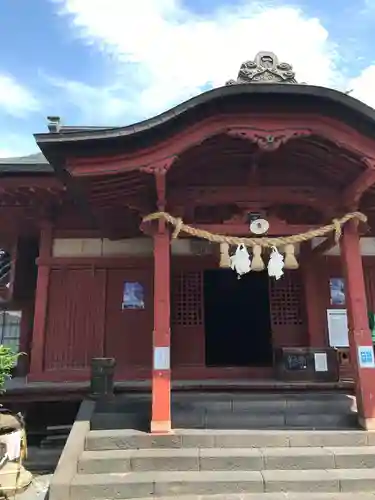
<box><xmin>0</xmin><ymin>346</ymin><xmax>24</xmax><ymax>393</ymax></box>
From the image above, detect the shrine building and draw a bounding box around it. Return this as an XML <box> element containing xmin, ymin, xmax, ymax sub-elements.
<box><xmin>3</xmin><ymin>51</ymin><xmax>375</xmax><ymax>432</ymax></box>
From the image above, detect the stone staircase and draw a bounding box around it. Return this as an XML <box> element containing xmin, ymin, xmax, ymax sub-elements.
<box><xmin>51</xmin><ymin>392</ymin><xmax>375</xmax><ymax>499</ymax></box>
<box><xmin>92</xmin><ymin>391</ymin><xmax>358</xmax><ymax>431</ymax></box>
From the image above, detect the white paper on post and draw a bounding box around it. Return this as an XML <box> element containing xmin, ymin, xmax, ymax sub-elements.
<box><xmin>314</xmin><ymin>352</ymin><xmax>328</xmax><ymax>372</ymax></box>
<box><xmin>153</xmin><ymin>347</ymin><xmax>170</xmax><ymax>370</ymax></box>
<box><xmin>327</xmin><ymin>309</ymin><xmax>349</xmax><ymax>348</ymax></box>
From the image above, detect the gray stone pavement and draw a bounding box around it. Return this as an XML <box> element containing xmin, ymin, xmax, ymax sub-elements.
<box><xmin>14</xmin><ymin>473</ymin><xmax>51</xmax><ymax>499</ymax></box>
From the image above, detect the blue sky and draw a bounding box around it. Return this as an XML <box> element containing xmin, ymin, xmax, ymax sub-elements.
<box><xmin>0</xmin><ymin>0</ymin><xmax>375</xmax><ymax>157</ymax></box>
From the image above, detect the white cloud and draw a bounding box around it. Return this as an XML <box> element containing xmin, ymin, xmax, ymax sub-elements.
<box><xmin>54</xmin><ymin>0</ymin><xmax>342</xmax><ymax>120</ymax></box>
<box><xmin>349</xmin><ymin>66</ymin><xmax>375</xmax><ymax>110</ymax></box>
<box><xmin>0</xmin><ymin>75</ymin><xmax>40</xmax><ymax>118</ymax></box>
<box><xmin>0</xmin><ymin>134</ymin><xmax>39</xmax><ymax>159</ymax></box>
<box><xmin>43</xmin><ymin>75</ymin><xmax>132</xmax><ymax>124</ymax></box>
<box><xmin>0</xmin><ymin>149</ymin><xmax>17</xmax><ymax>158</ymax></box>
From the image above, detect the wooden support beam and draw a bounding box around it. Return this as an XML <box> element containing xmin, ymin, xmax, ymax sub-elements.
<box><xmin>312</xmin><ymin>235</ymin><xmax>337</xmax><ymax>256</ymax></box>
<box><xmin>194</xmin><ymin>222</ymin><xmax>320</xmax><ymax>237</ymax></box>
<box><xmin>169</xmin><ymin>185</ymin><xmax>336</xmax><ymax>215</ymax></box>
<box><xmin>342</xmin><ymin>161</ymin><xmax>375</xmax><ymax>208</ymax></box>
<box><xmin>29</xmin><ymin>222</ymin><xmax>53</xmax><ymax>379</ymax></box>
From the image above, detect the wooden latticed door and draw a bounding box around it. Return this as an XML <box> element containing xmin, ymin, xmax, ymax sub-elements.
<box><xmin>269</xmin><ymin>269</ymin><xmax>308</xmax><ymax>347</ymax></box>
<box><xmin>170</xmin><ymin>269</ymin><xmax>204</xmax><ymax>367</ymax></box>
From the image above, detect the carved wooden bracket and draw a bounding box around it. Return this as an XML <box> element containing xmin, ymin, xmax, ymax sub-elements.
<box><xmin>226</xmin><ymin>128</ymin><xmax>312</xmax><ymax>151</ymax></box>
<box><xmin>342</xmin><ymin>158</ymin><xmax>375</xmax><ymax>208</ymax></box>
<box><xmin>140</xmin><ymin>156</ymin><xmax>177</xmax><ymax>175</ymax></box>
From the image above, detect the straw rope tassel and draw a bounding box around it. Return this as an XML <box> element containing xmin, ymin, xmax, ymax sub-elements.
<box><xmin>251</xmin><ymin>244</ymin><xmax>265</xmax><ymax>271</ymax></box>
<box><xmin>219</xmin><ymin>242</ymin><xmax>231</xmax><ymax>268</ymax></box>
<box><xmin>284</xmin><ymin>244</ymin><xmax>299</xmax><ymax>270</ymax></box>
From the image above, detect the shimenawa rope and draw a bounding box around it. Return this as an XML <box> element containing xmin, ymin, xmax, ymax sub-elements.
<box><xmin>142</xmin><ymin>211</ymin><xmax>367</xmax><ymax>247</ymax></box>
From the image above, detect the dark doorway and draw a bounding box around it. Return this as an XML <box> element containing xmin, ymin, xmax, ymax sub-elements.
<box><xmin>204</xmin><ymin>269</ymin><xmax>273</xmax><ymax>367</ymax></box>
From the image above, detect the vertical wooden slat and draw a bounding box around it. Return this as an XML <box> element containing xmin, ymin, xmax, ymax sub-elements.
<box><xmin>44</xmin><ymin>268</ymin><xmax>105</xmax><ymax>370</ymax></box>
<box><xmin>29</xmin><ymin>224</ymin><xmax>53</xmax><ymax>376</ymax></box>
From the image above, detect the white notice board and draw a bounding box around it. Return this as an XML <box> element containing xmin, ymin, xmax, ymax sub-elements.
<box><xmin>327</xmin><ymin>309</ymin><xmax>349</xmax><ymax>347</ymax></box>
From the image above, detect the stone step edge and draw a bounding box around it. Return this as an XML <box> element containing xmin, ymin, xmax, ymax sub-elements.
<box><xmin>85</xmin><ymin>429</ymin><xmax>375</xmax><ymax>449</ymax></box>
<box><xmin>80</xmin><ymin>445</ymin><xmax>375</xmax><ymax>459</ymax></box>
<box><xmin>87</xmin><ymin>429</ymin><xmax>373</xmax><ymax>437</ymax></box>
<box><xmin>71</xmin><ymin>468</ymin><xmax>375</xmax><ymax>485</ymax></box>
<box><xmin>127</xmin><ymin>495</ymin><xmax>375</xmax><ymax>500</ymax></box>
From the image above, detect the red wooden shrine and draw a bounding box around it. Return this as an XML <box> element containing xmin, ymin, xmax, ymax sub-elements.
<box><xmin>3</xmin><ymin>52</ymin><xmax>375</xmax><ymax>431</ymax></box>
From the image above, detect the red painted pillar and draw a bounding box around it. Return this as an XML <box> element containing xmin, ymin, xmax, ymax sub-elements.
<box><xmin>151</xmin><ymin>227</ymin><xmax>171</xmax><ymax>434</ymax></box>
<box><xmin>28</xmin><ymin>224</ymin><xmax>52</xmax><ymax>380</ymax></box>
<box><xmin>340</xmin><ymin>220</ymin><xmax>375</xmax><ymax>429</ymax></box>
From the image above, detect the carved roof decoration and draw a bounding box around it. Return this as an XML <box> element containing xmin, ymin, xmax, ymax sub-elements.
<box><xmin>226</xmin><ymin>51</ymin><xmax>297</xmax><ymax>85</ymax></box>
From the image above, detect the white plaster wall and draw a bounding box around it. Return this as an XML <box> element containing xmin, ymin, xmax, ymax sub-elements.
<box><xmin>311</xmin><ymin>237</ymin><xmax>375</xmax><ymax>256</ymax></box>
<box><xmin>52</xmin><ymin>237</ymin><xmax>214</xmax><ymax>257</ymax></box>
<box><xmin>52</xmin><ymin>236</ymin><xmax>375</xmax><ymax>258</ymax></box>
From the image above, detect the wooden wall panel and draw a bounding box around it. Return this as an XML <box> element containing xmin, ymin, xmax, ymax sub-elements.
<box><xmin>104</xmin><ymin>267</ymin><xmax>153</xmax><ymax>373</ymax></box>
<box><xmin>44</xmin><ymin>269</ymin><xmax>105</xmax><ymax>370</ymax></box>
<box><xmin>269</xmin><ymin>269</ymin><xmax>308</xmax><ymax>347</ymax></box>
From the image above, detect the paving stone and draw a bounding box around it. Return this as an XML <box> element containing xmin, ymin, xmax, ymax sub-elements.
<box><xmin>78</xmin><ymin>450</ymin><xmax>133</xmax><ymax>474</ymax></box>
<box><xmin>288</xmin><ymin>430</ymin><xmax>368</xmax><ymax>448</ymax></box>
<box><xmin>180</xmin><ymin>430</ymin><xmax>216</xmax><ymax>448</ymax></box>
<box><xmin>199</xmin><ymin>448</ymin><xmax>263</xmax><ymax>471</ymax></box>
<box><xmin>262</xmin><ymin>446</ymin><xmax>335</xmax><ymax>470</ymax></box>
<box><xmin>131</xmin><ymin>494</ymin><xmax>375</xmax><ymax>500</ymax></box>
<box><xmin>152</xmin><ymin>470</ymin><xmax>264</xmax><ymax>496</ymax></box>
<box><xmin>331</xmin><ymin>468</ymin><xmax>375</xmax><ymax>492</ymax></box>
<box><xmin>131</xmin><ymin>448</ymin><xmax>199</xmax><ymax>472</ymax></box>
<box><xmin>173</xmin><ymin>410</ymin><xmax>206</xmax><ymax>429</ymax></box>
<box><xmin>85</xmin><ymin>429</ymin><xmax>182</xmax><ymax>451</ymax></box>
<box><xmin>213</xmin><ymin>430</ymin><xmax>290</xmax><ymax>448</ymax></box>
<box><xmin>205</xmin><ymin>411</ymin><xmax>285</xmax><ymax>429</ymax></box>
<box><xmin>262</xmin><ymin>469</ymin><xmax>340</xmax><ymax>493</ymax></box>
<box><xmin>70</xmin><ymin>471</ymin><xmax>154</xmax><ymax>499</ymax></box>
<box><xmin>330</xmin><ymin>446</ymin><xmax>375</xmax><ymax>468</ymax></box>
<box><xmin>285</xmin><ymin>413</ymin><xmax>356</xmax><ymax>428</ymax></box>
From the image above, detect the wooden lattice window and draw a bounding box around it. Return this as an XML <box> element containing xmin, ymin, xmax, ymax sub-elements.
<box><xmin>171</xmin><ymin>271</ymin><xmax>203</xmax><ymax>326</ymax></box>
<box><xmin>269</xmin><ymin>271</ymin><xmax>304</xmax><ymax>326</ymax></box>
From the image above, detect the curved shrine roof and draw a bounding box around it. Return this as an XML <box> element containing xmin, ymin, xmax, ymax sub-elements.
<box><xmin>3</xmin><ymin>52</ymin><xmax>375</xmax><ymax>171</ymax></box>
<box><xmin>32</xmin><ymin>51</ymin><xmax>375</xmax><ymax>162</ymax></box>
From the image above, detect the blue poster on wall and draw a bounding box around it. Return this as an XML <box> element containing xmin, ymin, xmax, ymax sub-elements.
<box><xmin>329</xmin><ymin>278</ymin><xmax>345</xmax><ymax>306</ymax></box>
<box><xmin>122</xmin><ymin>282</ymin><xmax>145</xmax><ymax>310</ymax></box>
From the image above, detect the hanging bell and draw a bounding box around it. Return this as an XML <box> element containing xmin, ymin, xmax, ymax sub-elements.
<box><xmin>268</xmin><ymin>246</ymin><xmax>284</xmax><ymax>280</ymax></box>
<box><xmin>250</xmin><ymin>244</ymin><xmax>265</xmax><ymax>271</ymax></box>
<box><xmin>284</xmin><ymin>244</ymin><xmax>299</xmax><ymax>270</ymax></box>
<box><xmin>219</xmin><ymin>242</ymin><xmax>231</xmax><ymax>268</ymax></box>
<box><xmin>230</xmin><ymin>244</ymin><xmax>251</xmax><ymax>278</ymax></box>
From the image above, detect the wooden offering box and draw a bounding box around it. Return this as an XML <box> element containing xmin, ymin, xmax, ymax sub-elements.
<box><xmin>274</xmin><ymin>347</ymin><xmax>339</xmax><ymax>382</ymax></box>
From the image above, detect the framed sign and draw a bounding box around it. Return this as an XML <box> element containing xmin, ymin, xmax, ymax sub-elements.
<box><xmin>327</xmin><ymin>309</ymin><xmax>349</xmax><ymax>347</ymax></box>
<box><xmin>358</xmin><ymin>346</ymin><xmax>375</xmax><ymax>368</ymax></box>
<box><xmin>314</xmin><ymin>352</ymin><xmax>328</xmax><ymax>372</ymax></box>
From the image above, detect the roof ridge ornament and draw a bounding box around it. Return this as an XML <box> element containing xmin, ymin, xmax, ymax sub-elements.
<box><xmin>226</xmin><ymin>51</ymin><xmax>297</xmax><ymax>85</ymax></box>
